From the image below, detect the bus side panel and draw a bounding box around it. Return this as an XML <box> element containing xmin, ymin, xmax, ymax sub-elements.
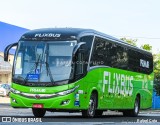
<box><xmin>140</xmin><ymin>73</ymin><xmax>154</xmax><ymax>109</ymax></box>
<box><xmin>83</xmin><ymin>68</ymin><xmax>113</xmax><ymax>109</ymax></box>
<box><xmin>85</xmin><ymin>67</ymin><xmax>153</xmax><ymax>110</ymax></box>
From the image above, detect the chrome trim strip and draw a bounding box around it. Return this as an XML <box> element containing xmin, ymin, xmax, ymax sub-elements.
<box><xmin>11</xmin><ymin>85</ymin><xmax>79</xmax><ymax>99</ymax></box>
<box><xmin>87</xmin><ymin>35</ymin><xmax>95</xmax><ymax>71</ymax></box>
<box><xmin>19</xmin><ymin>93</ymin><xmax>58</xmax><ymax>99</ymax></box>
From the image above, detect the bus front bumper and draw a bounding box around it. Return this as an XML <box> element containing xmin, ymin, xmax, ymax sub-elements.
<box><xmin>10</xmin><ymin>92</ymin><xmax>82</xmax><ymax>110</ymax></box>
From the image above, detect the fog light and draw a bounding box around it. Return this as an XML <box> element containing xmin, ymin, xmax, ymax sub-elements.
<box><xmin>61</xmin><ymin>100</ymin><xmax>70</xmax><ymax>105</ymax></box>
<box><xmin>12</xmin><ymin>98</ymin><xmax>17</xmax><ymax>103</ymax></box>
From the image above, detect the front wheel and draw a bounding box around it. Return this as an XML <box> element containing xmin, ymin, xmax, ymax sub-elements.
<box><xmin>82</xmin><ymin>93</ymin><xmax>97</xmax><ymax>118</ymax></box>
<box><xmin>32</xmin><ymin>108</ymin><xmax>46</xmax><ymax>117</ymax></box>
<box><xmin>95</xmin><ymin>110</ymin><xmax>103</xmax><ymax>117</ymax></box>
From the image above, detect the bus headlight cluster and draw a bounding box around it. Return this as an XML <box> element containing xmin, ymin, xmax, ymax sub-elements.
<box><xmin>57</xmin><ymin>85</ymin><xmax>79</xmax><ymax>96</ymax></box>
<box><xmin>10</xmin><ymin>88</ymin><xmax>21</xmax><ymax>94</ymax></box>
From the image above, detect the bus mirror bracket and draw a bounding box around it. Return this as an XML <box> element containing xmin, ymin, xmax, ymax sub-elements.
<box><xmin>72</xmin><ymin>42</ymin><xmax>86</xmax><ymax>56</ymax></box>
<box><xmin>69</xmin><ymin>42</ymin><xmax>86</xmax><ymax>81</ymax></box>
<box><xmin>4</xmin><ymin>42</ymin><xmax>18</xmax><ymax>61</ymax></box>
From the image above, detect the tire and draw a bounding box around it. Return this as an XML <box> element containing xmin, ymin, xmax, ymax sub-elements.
<box><xmin>82</xmin><ymin>93</ymin><xmax>97</xmax><ymax>118</ymax></box>
<box><xmin>123</xmin><ymin>110</ymin><xmax>131</xmax><ymax>116</ymax></box>
<box><xmin>95</xmin><ymin>110</ymin><xmax>103</xmax><ymax>117</ymax></box>
<box><xmin>123</xmin><ymin>96</ymin><xmax>140</xmax><ymax>117</ymax></box>
<box><xmin>130</xmin><ymin>96</ymin><xmax>140</xmax><ymax>117</ymax></box>
<box><xmin>32</xmin><ymin>108</ymin><xmax>46</xmax><ymax>117</ymax></box>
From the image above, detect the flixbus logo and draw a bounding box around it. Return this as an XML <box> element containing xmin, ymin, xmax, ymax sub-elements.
<box><xmin>103</xmin><ymin>71</ymin><xmax>133</xmax><ymax>96</ymax></box>
<box><xmin>30</xmin><ymin>88</ymin><xmax>46</xmax><ymax>93</ymax></box>
<box><xmin>35</xmin><ymin>33</ymin><xmax>61</xmax><ymax>38</ymax></box>
<box><xmin>140</xmin><ymin>59</ymin><xmax>149</xmax><ymax>68</ymax></box>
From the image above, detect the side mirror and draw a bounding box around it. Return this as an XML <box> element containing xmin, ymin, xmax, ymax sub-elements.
<box><xmin>4</xmin><ymin>42</ymin><xmax>18</xmax><ymax>61</ymax></box>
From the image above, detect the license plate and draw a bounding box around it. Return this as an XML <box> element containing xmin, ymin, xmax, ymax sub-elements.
<box><xmin>32</xmin><ymin>104</ymin><xmax>43</xmax><ymax>108</ymax></box>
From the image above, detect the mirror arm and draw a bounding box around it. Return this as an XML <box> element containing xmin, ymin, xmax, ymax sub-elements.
<box><xmin>4</xmin><ymin>42</ymin><xmax>18</xmax><ymax>61</ymax></box>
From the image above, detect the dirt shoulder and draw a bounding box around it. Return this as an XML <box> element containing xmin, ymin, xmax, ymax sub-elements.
<box><xmin>0</xmin><ymin>96</ymin><xmax>10</xmax><ymax>103</ymax></box>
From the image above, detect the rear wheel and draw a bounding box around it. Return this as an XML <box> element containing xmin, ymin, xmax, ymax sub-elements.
<box><xmin>123</xmin><ymin>96</ymin><xmax>140</xmax><ymax>117</ymax></box>
<box><xmin>32</xmin><ymin>108</ymin><xmax>46</xmax><ymax>117</ymax></box>
<box><xmin>130</xmin><ymin>96</ymin><xmax>140</xmax><ymax>117</ymax></box>
<box><xmin>82</xmin><ymin>93</ymin><xmax>97</xmax><ymax>118</ymax></box>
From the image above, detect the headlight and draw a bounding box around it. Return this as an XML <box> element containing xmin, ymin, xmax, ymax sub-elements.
<box><xmin>57</xmin><ymin>85</ymin><xmax>79</xmax><ymax>96</ymax></box>
<box><xmin>10</xmin><ymin>88</ymin><xmax>21</xmax><ymax>94</ymax></box>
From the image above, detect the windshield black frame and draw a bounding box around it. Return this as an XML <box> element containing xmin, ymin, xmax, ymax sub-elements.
<box><xmin>12</xmin><ymin>40</ymin><xmax>77</xmax><ymax>86</ymax></box>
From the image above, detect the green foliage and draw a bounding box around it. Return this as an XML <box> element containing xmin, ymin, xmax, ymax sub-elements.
<box><xmin>120</xmin><ymin>37</ymin><xmax>137</xmax><ymax>46</ymax></box>
<box><xmin>153</xmin><ymin>53</ymin><xmax>160</xmax><ymax>95</ymax></box>
<box><xmin>141</xmin><ymin>44</ymin><xmax>152</xmax><ymax>52</ymax></box>
<box><xmin>120</xmin><ymin>37</ymin><xmax>160</xmax><ymax>95</ymax></box>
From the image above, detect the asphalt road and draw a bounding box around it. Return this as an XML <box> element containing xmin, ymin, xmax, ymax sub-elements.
<box><xmin>0</xmin><ymin>103</ymin><xmax>160</xmax><ymax>125</ymax></box>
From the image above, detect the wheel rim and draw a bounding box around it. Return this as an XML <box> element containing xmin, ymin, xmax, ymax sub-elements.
<box><xmin>135</xmin><ymin>99</ymin><xmax>139</xmax><ymax>114</ymax></box>
<box><xmin>88</xmin><ymin>98</ymin><xmax>95</xmax><ymax>116</ymax></box>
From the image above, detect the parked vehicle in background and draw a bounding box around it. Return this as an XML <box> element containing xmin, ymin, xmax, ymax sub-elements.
<box><xmin>0</xmin><ymin>84</ymin><xmax>11</xmax><ymax>96</ymax></box>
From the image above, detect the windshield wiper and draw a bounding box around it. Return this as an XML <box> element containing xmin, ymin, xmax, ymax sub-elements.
<box><xmin>13</xmin><ymin>76</ymin><xmax>26</xmax><ymax>85</ymax></box>
<box><xmin>44</xmin><ymin>49</ymin><xmax>55</xmax><ymax>85</ymax></box>
<box><xmin>24</xmin><ymin>54</ymin><xmax>42</xmax><ymax>83</ymax></box>
<box><xmin>24</xmin><ymin>54</ymin><xmax>42</xmax><ymax>84</ymax></box>
<box><xmin>15</xmin><ymin>54</ymin><xmax>42</xmax><ymax>84</ymax></box>
<box><xmin>45</xmin><ymin>61</ymin><xmax>55</xmax><ymax>85</ymax></box>
<box><xmin>35</xmin><ymin>54</ymin><xmax>41</xmax><ymax>70</ymax></box>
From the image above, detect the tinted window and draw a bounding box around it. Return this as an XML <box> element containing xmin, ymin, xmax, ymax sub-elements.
<box><xmin>90</xmin><ymin>37</ymin><xmax>105</xmax><ymax>66</ymax></box>
<box><xmin>80</xmin><ymin>35</ymin><xmax>93</xmax><ymax>61</ymax></box>
<box><xmin>80</xmin><ymin>35</ymin><xmax>94</xmax><ymax>70</ymax></box>
<box><xmin>128</xmin><ymin>49</ymin><xmax>153</xmax><ymax>74</ymax></box>
<box><xmin>90</xmin><ymin>37</ymin><xmax>128</xmax><ymax>69</ymax></box>
<box><xmin>90</xmin><ymin>36</ymin><xmax>153</xmax><ymax>74</ymax></box>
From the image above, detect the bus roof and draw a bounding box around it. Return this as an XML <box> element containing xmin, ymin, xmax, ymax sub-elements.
<box><xmin>20</xmin><ymin>28</ymin><xmax>152</xmax><ymax>56</ymax></box>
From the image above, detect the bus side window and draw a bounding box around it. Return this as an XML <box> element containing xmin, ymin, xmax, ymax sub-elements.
<box><xmin>76</xmin><ymin>52</ymin><xmax>84</xmax><ymax>75</ymax></box>
<box><xmin>115</xmin><ymin>46</ymin><xmax>128</xmax><ymax>70</ymax></box>
<box><xmin>91</xmin><ymin>37</ymin><xmax>105</xmax><ymax>66</ymax></box>
<box><xmin>104</xmin><ymin>41</ymin><xmax>112</xmax><ymax>66</ymax></box>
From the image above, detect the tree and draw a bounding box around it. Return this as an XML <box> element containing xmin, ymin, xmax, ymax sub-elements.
<box><xmin>141</xmin><ymin>44</ymin><xmax>152</xmax><ymax>52</ymax></box>
<box><xmin>120</xmin><ymin>37</ymin><xmax>137</xmax><ymax>46</ymax></box>
<box><xmin>153</xmin><ymin>53</ymin><xmax>160</xmax><ymax>95</ymax></box>
<box><xmin>121</xmin><ymin>37</ymin><xmax>160</xmax><ymax>95</ymax></box>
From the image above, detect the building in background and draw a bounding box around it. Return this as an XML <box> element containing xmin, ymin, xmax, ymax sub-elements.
<box><xmin>0</xmin><ymin>21</ymin><xmax>28</xmax><ymax>84</ymax></box>
<box><xmin>0</xmin><ymin>55</ymin><xmax>12</xmax><ymax>84</ymax></box>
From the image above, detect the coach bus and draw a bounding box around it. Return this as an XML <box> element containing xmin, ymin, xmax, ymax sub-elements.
<box><xmin>4</xmin><ymin>28</ymin><xmax>153</xmax><ymax>117</ymax></box>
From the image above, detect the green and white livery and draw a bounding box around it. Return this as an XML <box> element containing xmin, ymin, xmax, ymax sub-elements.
<box><xmin>4</xmin><ymin>28</ymin><xmax>153</xmax><ymax>117</ymax></box>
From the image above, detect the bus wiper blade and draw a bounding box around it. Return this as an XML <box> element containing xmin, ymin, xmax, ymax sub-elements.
<box><xmin>20</xmin><ymin>54</ymin><xmax>41</xmax><ymax>84</ymax></box>
<box><xmin>35</xmin><ymin>54</ymin><xmax>41</xmax><ymax>70</ymax></box>
<box><xmin>14</xmin><ymin>76</ymin><xmax>26</xmax><ymax>84</ymax></box>
<box><xmin>45</xmin><ymin>61</ymin><xmax>55</xmax><ymax>85</ymax></box>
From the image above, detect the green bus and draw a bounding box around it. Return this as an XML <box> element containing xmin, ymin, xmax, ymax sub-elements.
<box><xmin>4</xmin><ymin>28</ymin><xmax>153</xmax><ymax>117</ymax></box>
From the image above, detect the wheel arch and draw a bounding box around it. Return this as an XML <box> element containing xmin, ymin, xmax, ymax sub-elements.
<box><xmin>89</xmin><ymin>88</ymin><xmax>99</xmax><ymax>108</ymax></box>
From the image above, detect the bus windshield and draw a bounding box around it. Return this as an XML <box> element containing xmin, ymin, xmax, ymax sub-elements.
<box><xmin>13</xmin><ymin>40</ymin><xmax>77</xmax><ymax>85</ymax></box>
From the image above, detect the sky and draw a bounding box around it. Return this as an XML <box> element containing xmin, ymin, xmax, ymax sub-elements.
<box><xmin>0</xmin><ymin>0</ymin><xmax>160</xmax><ymax>53</ymax></box>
